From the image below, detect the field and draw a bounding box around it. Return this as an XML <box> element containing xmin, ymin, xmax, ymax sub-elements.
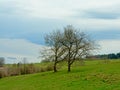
<box><xmin>0</xmin><ymin>60</ymin><xmax>120</xmax><ymax>90</ymax></box>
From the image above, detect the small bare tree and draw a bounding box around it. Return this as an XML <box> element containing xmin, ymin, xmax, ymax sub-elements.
<box><xmin>0</xmin><ymin>57</ymin><xmax>5</xmax><ymax>67</ymax></box>
<box><xmin>44</xmin><ymin>30</ymin><xmax>65</xmax><ymax>72</ymax></box>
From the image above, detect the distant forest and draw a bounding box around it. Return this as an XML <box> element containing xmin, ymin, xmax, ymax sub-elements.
<box><xmin>88</xmin><ymin>52</ymin><xmax>120</xmax><ymax>59</ymax></box>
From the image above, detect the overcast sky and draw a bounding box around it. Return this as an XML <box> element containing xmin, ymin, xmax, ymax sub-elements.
<box><xmin>0</xmin><ymin>0</ymin><xmax>120</xmax><ymax>63</ymax></box>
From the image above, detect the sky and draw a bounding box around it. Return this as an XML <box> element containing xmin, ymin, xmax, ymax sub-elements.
<box><xmin>0</xmin><ymin>0</ymin><xmax>120</xmax><ymax>63</ymax></box>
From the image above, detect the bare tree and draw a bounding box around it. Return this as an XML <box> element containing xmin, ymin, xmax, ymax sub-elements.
<box><xmin>43</xmin><ymin>25</ymin><xmax>96</xmax><ymax>72</ymax></box>
<box><xmin>0</xmin><ymin>57</ymin><xmax>5</xmax><ymax>67</ymax></box>
<box><xmin>60</xmin><ymin>25</ymin><xmax>95</xmax><ymax>72</ymax></box>
<box><xmin>44</xmin><ymin>30</ymin><xmax>65</xmax><ymax>72</ymax></box>
<box><xmin>22</xmin><ymin>57</ymin><xmax>27</xmax><ymax>74</ymax></box>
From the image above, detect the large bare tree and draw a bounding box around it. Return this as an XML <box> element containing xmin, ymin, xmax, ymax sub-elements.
<box><xmin>60</xmin><ymin>25</ymin><xmax>95</xmax><ymax>72</ymax></box>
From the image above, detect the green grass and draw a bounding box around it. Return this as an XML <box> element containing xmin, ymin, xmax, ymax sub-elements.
<box><xmin>0</xmin><ymin>60</ymin><xmax>120</xmax><ymax>90</ymax></box>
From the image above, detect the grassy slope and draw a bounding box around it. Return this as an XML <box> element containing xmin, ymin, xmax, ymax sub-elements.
<box><xmin>0</xmin><ymin>60</ymin><xmax>120</xmax><ymax>90</ymax></box>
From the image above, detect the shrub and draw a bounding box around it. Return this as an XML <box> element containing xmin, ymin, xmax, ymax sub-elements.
<box><xmin>0</xmin><ymin>63</ymin><xmax>55</xmax><ymax>78</ymax></box>
<box><xmin>0</xmin><ymin>67</ymin><xmax>7</xmax><ymax>78</ymax></box>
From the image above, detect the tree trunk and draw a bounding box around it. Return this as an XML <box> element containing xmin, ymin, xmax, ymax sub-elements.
<box><xmin>54</xmin><ymin>62</ymin><xmax>57</xmax><ymax>72</ymax></box>
<box><xmin>68</xmin><ymin>49</ymin><xmax>71</xmax><ymax>72</ymax></box>
<box><xmin>68</xmin><ymin>63</ymin><xmax>71</xmax><ymax>72</ymax></box>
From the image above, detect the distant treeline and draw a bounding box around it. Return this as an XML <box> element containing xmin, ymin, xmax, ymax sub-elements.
<box><xmin>88</xmin><ymin>52</ymin><xmax>120</xmax><ymax>59</ymax></box>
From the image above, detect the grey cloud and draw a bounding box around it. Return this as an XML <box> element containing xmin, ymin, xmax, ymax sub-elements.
<box><xmin>83</xmin><ymin>11</ymin><xmax>120</xmax><ymax>19</ymax></box>
<box><xmin>72</xmin><ymin>5</ymin><xmax>120</xmax><ymax>20</ymax></box>
<box><xmin>72</xmin><ymin>10</ymin><xmax>120</xmax><ymax>19</ymax></box>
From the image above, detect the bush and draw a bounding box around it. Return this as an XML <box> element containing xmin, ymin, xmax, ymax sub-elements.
<box><xmin>0</xmin><ymin>67</ymin><xmax>7</xmax><ymax>78</ymax></box>
<box><xmin>0</xmin><ymin>63</ymin><xmax>55</xmax><ymax>78</ymax></box>
<box><xmin>46</xmin><ymin>65</ymin><xmax>53</xmax><ymax>71</ymax></box>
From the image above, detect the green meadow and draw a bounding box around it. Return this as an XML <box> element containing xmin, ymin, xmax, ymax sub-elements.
<box><xmin>0</xmin><ymin>60</ymin><xmax>120</xmax><ymax>90</ymax></box>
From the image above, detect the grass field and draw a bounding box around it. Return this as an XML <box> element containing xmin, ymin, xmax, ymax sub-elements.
<box><xmin>0</xmin><ymin>60</ymin><xmax>120</xmax><ymax>90</ymax></box>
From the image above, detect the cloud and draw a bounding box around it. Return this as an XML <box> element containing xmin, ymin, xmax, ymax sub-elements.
<box><xmin>0</xmin><ymin>0</ymin><xmax>74</xmax><ymax>19</ymax></box>
<box><xmin>82</xmin><ymin>11</ymin><xmax>120</xmax><ymax>19</ymax></box>
<box><xmin>0</xmin><ymin>0</ymin><xmax>120</xmax><ymax>19</ymax></box>
<box><xmin>0</xmin><ymin>16</ymin><xmax>68</xmax><ymax>44</ymax></box>
<box><xmin>65</xmin><ymin>18</ymin><xmax>120</xmax><ymax>32</ymax></box>
<box><xmin>76</xmin><ymin>3</ymin><xmax>120</xmax><ymax>20</ymax></box>
<box><xmin>0</xmin><ymin>0</ymin><xmax>120</xmax><ymax>57</ymax></box>
<box><xmin>89</xmin><ymin>30</ymin><xmax>120</xmax><ymax>40</ymax></box>
<box><xmin>1</xmin><ymin>0</ymin><xmax>120</xmax><ymax>27</ymax></box>
<box><xmin>98</xmin><ymin>39</ymin><xmax>120</xmax><ymax>54</ymax></box>
<box><xmin>0</xmin><ymin>39</ymin><xmax>44</xmax><ymax>63</ymax></box>
<box><xmin>0</xmin><ymin>38</ymin><xmax>120</xmax><ymax>64</ymax></box>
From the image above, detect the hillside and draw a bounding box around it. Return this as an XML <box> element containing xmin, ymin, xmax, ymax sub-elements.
<box><xmin>0</xmin><ymin>60</ymin><xmax>120</xmax><ymax>90</ymax></box>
